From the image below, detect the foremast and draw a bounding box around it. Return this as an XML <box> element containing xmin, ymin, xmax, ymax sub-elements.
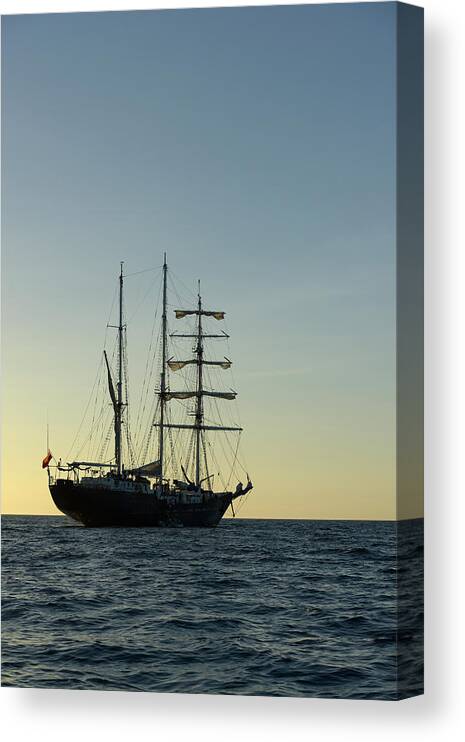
<box><xmin>155</xmin><ymin>258</ymin><xmax>242</xmax><ymax>491</ymax></box>
<box><xmin>159</xmin><ymin>253</ymin><xmax>168</xmax><ymax>484</ymax></box>
<box><xmin>195</xmin><ymin>284</ymin><xmax>204</xmax><ymax>488</ymax></box>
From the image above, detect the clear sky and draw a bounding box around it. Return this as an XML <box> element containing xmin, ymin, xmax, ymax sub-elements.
<box><xmin>1</xmin><ymin>3</ymin><xmax>420</xmax><ymax>519</ymax></box>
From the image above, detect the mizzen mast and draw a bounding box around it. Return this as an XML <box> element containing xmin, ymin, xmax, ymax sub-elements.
<box><xmin>103</xmin><ymin>262</ymin><xmax>125</xmax><ymax>475</ymax></box>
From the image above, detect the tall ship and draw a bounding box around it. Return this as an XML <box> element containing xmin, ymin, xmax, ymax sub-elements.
<box><xmin>46</xmin><ymin>256</ymin><xmax>252</xmax><ymax>527</ymax></box>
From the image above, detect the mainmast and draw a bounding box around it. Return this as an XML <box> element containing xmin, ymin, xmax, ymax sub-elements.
<box><xmin>116</xmin><ymin>262</ymin><xmax>124</xmax><ymax>476</ymax></box>
<box><xmin>159</xmin><ymin>253</ymin><xmax>168</xmax><ymax>483</ymax></box>
<box><xmin>195</xmin><ymin>283</ymin><xmax>203</xmax><ymax>488</ymax></box>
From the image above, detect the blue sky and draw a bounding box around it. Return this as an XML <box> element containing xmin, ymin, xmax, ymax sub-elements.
<box><xmin>2</xmin><ymin>4</ymin><xmax>404</xmax><ymax>517</ymax></box>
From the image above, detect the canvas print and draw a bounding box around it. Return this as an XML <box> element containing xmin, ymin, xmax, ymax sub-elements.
<box><xmin>1</xmin><ymin>3</ymin><xmax>423</xmax><ymax>700</ymax></box>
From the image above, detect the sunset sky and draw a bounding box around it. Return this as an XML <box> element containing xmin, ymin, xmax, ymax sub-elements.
<box><xmin>2</xmin><ymin>3</ymin><xmax>422</xmax><ymax>519</ymax></box>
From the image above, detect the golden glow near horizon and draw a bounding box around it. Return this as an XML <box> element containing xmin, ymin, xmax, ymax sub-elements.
<box><xmin>1</xmin><ymin>288</ymin><xmax>421</xmax><ymax>520</ymax></box>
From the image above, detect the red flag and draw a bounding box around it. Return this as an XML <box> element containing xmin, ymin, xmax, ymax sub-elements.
<box><xmin>42</xmin><ymin>449</ymin><xmax>52</xmax><ymax>469</ymax></box>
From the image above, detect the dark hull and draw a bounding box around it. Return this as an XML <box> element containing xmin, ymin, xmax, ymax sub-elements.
<box><xmin>50</xmin><ymin>480</ymin><xmax>232</xmax><ymax>527</ymax></box>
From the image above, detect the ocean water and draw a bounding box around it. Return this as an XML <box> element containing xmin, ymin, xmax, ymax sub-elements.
<box><xmin>1</xmin><ymin>516</ymin><xmax>423</xmax><ymax>700</ymax></box>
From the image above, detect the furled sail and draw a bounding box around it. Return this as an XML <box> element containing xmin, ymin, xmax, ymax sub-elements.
<box><xmin>127</xmin><ymin>460</ymin><xmax>161</xmax><ymax>476</ymax></box>
<box><xmin>103</xmin><ymin>351</ymin><xmax>117</xmax><ymax>411</ymax></box>
<box><xmin>165</xmin><ymin>390</ymin><xmax>236</xmax><ymax>401</ymax></box>
<box><xmin>204</xmin><ymin>359</ymin><xmax>231</xmax><ymax>369</ymax></box>
<box><xmin>170</xmin><ymin>331</ymin><xmax>230</xmax><ymax>339</ymax></box>
<box><xmin>165</xmin><ymin>391</ymin><xmax>196</xmax><ymax>401</ymax></box>
<box><xmin>175</xmin><ymin>310</ymin><xmax>225</xmax><ymax>320</ymax></box>
<box><xmin>203</xmin><ymin>391</ymin><xmax>236</xmax><ymax>400</ymax></box>
<box><xmin>168</xmin><ymin>358</ymin><xmax>231</xmax><ymax>371</ymax></box>
<box><xmin>167</xmin><ymin>360</ymin><xmax>196</xmax><ymax>371</ymax></box>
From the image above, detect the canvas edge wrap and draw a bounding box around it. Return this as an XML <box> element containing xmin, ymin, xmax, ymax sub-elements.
<box><xmin>396</xmin><ymin>1</ymin><xmax>424</xmax><ymax>700</ymax></box>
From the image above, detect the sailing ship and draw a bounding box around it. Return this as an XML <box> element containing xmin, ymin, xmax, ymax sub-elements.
<box><xmin>47</xmin><ymin>256</ymin><xmax>252</xmax><ymax>527</ymax></box>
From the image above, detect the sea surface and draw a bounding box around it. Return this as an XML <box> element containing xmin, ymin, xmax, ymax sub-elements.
<box><xmin>1</xmin><ymin>516</ymin><xmax>423</xmax><ymax>700</ymax></box>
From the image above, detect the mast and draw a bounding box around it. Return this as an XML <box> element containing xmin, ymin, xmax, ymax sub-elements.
<box><xmin>159</xmin><ymin>253</ymin><xmax>168</xmax><ymax>483</ymax></box>
<box><xmin>116</xmin><ymin>262</ymin><xmax>124</xmax><ymax>476</ymax></box>
<box><xmin>154</xmin><ymin>287</ymin><xmax>243</xmax><ymax>483</ymax></box>
<box><xmin>195</xmin><ymin>282</ymin><xmax>203</xmax><ymax>488</ymax></box>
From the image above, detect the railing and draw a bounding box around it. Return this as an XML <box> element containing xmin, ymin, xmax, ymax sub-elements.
<box><xmin>48</xmin><ymin>464</ymin><xmax>117</xmax><ymax>486</ymax></box>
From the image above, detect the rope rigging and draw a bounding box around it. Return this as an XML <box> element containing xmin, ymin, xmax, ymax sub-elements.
<box><xmin>65</xmin><ymin>260</ymin><xmax>251</xmax><ymax>509</ymax></box>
